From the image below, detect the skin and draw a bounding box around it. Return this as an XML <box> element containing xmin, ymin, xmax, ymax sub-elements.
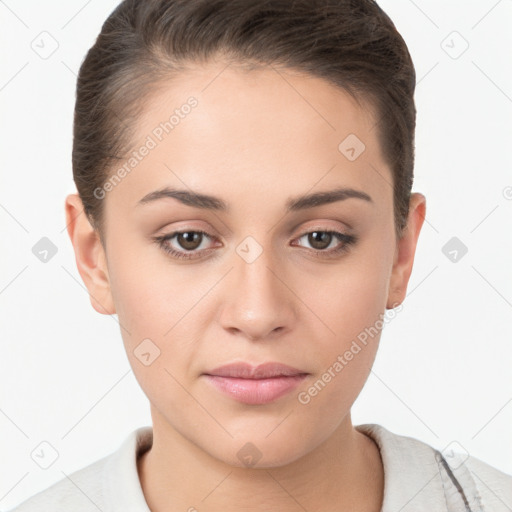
<box><xmin>65</xmin><ymin>61</ymin><xmax>426</xmax><ymax>512</ymax></box>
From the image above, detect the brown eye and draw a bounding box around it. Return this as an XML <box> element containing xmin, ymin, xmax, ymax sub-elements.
<box><xmin>307</xmin><ymin>231</ymin><xmax>333</xmax><ymax>250</ymax></box>
<box><xmin>292</xmin><ymin>229</ymin><xmax>357</xmax><ymax>258</ymax></box>
<box><xmin>154</xmin><ymin>229</ymin><xmax>216</xmax><ymax>260</ymax></box>
<box><xmin>176</xmin><ymin>231</ymin><xmax>203</xmax><ymax>251</ymax></box>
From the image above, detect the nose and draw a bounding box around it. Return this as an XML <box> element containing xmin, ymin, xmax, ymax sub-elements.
<box><xmin>218</xmin><ymin>239</ymin><xmax>297</xmax><ymax>342</ymax></box>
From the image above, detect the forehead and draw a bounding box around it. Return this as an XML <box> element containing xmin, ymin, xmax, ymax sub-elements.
<box><xmin>136</xmin><ymin>61</ymin><xmax>379</xmax><ymax>149</ymax></box>
<box><xmin>105</xmin><ymin>61</ymin><xmax>391</xmax><ymax>215</ymax></box>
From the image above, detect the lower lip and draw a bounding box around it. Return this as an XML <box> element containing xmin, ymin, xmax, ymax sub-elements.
<box><xmin>203</xmin><ymin>374</ymin><xmax>308</xmax><ymax>405</ymax></box>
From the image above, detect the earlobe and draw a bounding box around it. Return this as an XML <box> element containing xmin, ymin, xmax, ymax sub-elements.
<box><xmin>64</xmin><ymin>193</ymin><xmax>116</xmax><ymax>315</ymax></box>
<box><xmin>386</xmin><ymin>193</ymin><xmax>427</xmax><ymax>309</ymax></box>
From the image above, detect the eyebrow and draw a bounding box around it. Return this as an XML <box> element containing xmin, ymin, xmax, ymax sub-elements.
<box><xmin>137</xmin><ymin>186</ymin><xmax>373</xmax><ymax>212</ymax></box>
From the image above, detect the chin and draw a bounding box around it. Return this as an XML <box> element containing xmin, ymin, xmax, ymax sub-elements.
<box><xmin>207</xmin><ymin>432</ymin><xmax>315</xmax><ymax>469</ymax></box>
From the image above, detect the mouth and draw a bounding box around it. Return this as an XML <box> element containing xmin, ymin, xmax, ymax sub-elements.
<box><xmin>202</xmin><ymin>362</ymin><xmax>309</xmax><ymax>405</ymax></box>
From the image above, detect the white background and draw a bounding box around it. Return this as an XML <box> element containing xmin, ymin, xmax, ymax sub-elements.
<box><xmin>1</xmin><ymin>0</ymin><xmax>511</xmax><ymax>509</ymax></box>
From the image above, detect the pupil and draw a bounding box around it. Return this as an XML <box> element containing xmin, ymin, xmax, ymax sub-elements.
<box><xmin>179</xmin><ymin>232</ymin><xmax>201</xmax><ymax>250</ymax></box>
<box><xmin>309</xmin><ymin>231</ymin><xmax>331</xmax><ymax>249</ymax></box>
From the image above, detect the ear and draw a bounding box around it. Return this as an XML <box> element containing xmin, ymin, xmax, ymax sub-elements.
<box><xmin>64</xmin><ymin>193</ymin><xmax>116</xmax><ymax>315</ymax></box>
<box><xmin>386</xmin><ymin>192</ymin><xmax>426</xmax><ymax>309</ymax></box>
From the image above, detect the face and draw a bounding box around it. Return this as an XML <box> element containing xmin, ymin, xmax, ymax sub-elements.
<box><xmin>68</xmin><ymin>61</ymin><xmax>425</xmax><ymax>468</ymax></box>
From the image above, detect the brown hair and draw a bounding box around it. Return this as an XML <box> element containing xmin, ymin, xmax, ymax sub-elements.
<box><xmin>73</xmin><ymin>0</ymin><xmax>416</xmax><ymax>244</ymax></box>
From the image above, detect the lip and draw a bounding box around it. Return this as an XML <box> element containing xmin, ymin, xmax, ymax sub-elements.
<box><xmin>206</xmin><ymin>362</ymin><xmax>307</xmax><ymax>379</ymax></box>
<box><xmin>202</xmin><ymin>362</ymin><xmax>309</xmax><ymax>405</ymax></box>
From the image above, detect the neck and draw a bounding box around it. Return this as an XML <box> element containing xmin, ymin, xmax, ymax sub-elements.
<box><xmin>137</xmin><ymin>409</ymin><xmax>384</xmax><ymax>512</ymax></box>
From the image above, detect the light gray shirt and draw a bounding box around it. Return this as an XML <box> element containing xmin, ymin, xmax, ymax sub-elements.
<box><xmin>7</xmin><ymin>423</ymin><xmax>512</xmax><ymax>511</ymax></box>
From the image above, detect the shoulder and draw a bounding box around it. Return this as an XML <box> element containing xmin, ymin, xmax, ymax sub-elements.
<box><xmin>356</xmin><ymin>423</ymin><xmax>512</xmax><ymax>512</ymax></box>
<box><xmin>462</xmin><ymin>452</ymin><xmax>512</xmax><ymax>511</ymax></box>
<box><xmin>6</xmin><ymin>456</ymin><xmax>109</xmax><ymax>512</ymax></box>
<box><xmin>6</xmin><ymin>426</ymin><xmax>153</xmax><ymax>512</ymax></box>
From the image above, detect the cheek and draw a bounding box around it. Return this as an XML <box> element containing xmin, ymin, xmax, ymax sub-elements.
<box><xmin>296</xmin><ymin>272</ymin><xmax>385</xmax><ymax>423</ymax></box>
<box><xmin>107</xmin><ymin>230</ymin><xmax>192</xmax><ymax>333</ymax></box>
<box><xmin>296</xmin><ymin>239</ymin><xmax>393</xmax><ymax>398</ymax></box>
<box><xmin>305</xmin><ymin>254</ymin><xmax>391</xmax><ymax>345</ymax></box>
<box><xmin>108</xmin><ymin>254</ymin><xmax>198</xmax><ymax>411</ymax></box>
<box><xmin>106</xmin><ymin>238</ymin><xmax>212</xmax><ymax>384</ymax></box>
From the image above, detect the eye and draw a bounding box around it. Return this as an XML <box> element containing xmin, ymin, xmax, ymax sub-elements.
<box><xmin>292</xmin><ymin>229</ymin><xmax>357</xmax><ymax>257</ymax></box>
<box><xmin>153</xmin><ymin>230</ymin><xmax>216</xmax><ymax>260</ymax></box>
<box><xmin>153</xmin><ymin>228</ymin><xmax>357</xmax><ymax>261</ymax></box>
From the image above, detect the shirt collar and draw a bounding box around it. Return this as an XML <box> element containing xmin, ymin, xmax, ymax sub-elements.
<box><xmin>104</xmin><ymin>424</ymin><xmax>449</xmax><ymax>512</ymax></box>
<box><xmin>103</xmin><ymin>425</ymin><xmax>153</xmax><ymax>512</ymax></box>
<box><xmin>356</xmin><ymin>423</ymin><xmax>448</xmax><ymax>511</ymax></box>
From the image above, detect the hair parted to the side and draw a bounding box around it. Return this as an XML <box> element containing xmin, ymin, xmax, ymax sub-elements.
<box><xmin>73</xmin><ymin>0</ymin><xmax>416</xmax><ymax>245</ymax></box>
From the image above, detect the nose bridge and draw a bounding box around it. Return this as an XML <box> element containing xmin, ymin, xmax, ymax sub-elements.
<box><xmin>235</xmin><ymin>233</ymin><xmax>284</xmax><ymax>304</ymax></box>
<box><xmin>219</xmin><ymin>233</ymin><xmax>294</xmax><ymax>339</ymax></box>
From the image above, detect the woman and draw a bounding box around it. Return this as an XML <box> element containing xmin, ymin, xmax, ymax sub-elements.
<box><xmin>9</xmin><ymin>0</ymin><xmax>511</xmax><ymax>511</ymax></box>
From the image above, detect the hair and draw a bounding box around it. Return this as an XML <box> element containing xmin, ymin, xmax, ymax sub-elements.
<box><xmin>73</xmin><ymin>0</ymin><xmax>416</xmax><ymax>245</ymax></box>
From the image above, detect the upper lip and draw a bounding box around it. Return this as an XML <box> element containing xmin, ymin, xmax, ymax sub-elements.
<box><xmin>204</xmin><ymin>362</ymin><xmax>308</xmax><ymax>379</ymax></box>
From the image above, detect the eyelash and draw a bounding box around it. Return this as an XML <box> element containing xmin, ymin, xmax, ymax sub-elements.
<box><xmin>153</xmin><ymin>228</ymin><xmax>357</xmax><ymax>261</ymax></box>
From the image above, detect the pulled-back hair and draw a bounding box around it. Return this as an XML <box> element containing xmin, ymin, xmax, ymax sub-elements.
<box><xmin>73</xmin><ymin>0</ymin><xmax>416</xmax><ymax>242</ymax></box>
